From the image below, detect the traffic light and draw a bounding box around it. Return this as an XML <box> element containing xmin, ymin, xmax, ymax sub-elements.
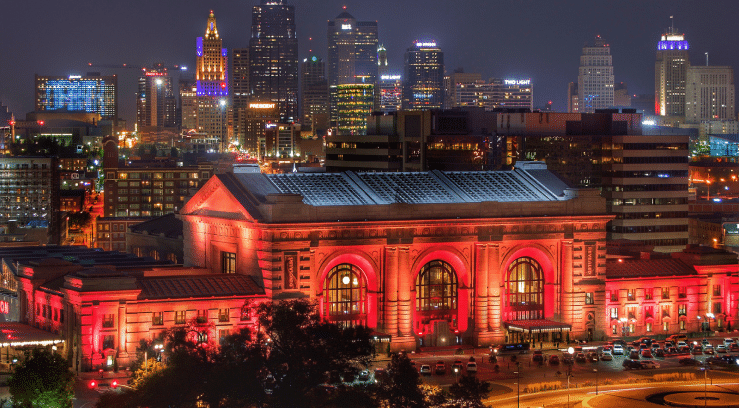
<box><xmin>89</xmin><ymin>380</ymin><xmax>97</xmax><ymax>389</ymax></box>
<box><xmin>111</xmin><ymin>380</ymin><xmax>118</xmax><ymax>389</ymax></box>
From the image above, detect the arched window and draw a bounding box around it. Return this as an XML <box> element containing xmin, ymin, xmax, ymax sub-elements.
<box><xmin>416</xmin><ymin>260</ymin><xmax>458</xmax><ymax>326</ymax></box>
<box><xmin>506</xmin><ymin>257</ymin><xmax>544</xmax><ymax>321</ymax></box>
<box><xmin>323</xmin><ymin>264</ymin><xmax>367</xmax><ymax>327</ymax></box>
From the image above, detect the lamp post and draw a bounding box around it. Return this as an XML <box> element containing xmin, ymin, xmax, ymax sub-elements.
<box><xmin>594</xmin><ymin>368</ymin><xmax>598</xmax><ymax>395</ymax></box>
<box><xmin>514</xmin><ymin>365</ymin><xmax>520</xmax><ymax>408</ymax></box>
<box><xmin>706</xmin><ymin>312</ymin><xmax>715</xmax><ymax>334</ymax></box>
<box><xmin>567</xmin><ymin>347</ymin><xmax>574</xmax><ymax>408</ymax></box>
<box><xmin>453</xmin><ymin>366</ymin><xmax>459</xmax><ymax>383</ymax></box>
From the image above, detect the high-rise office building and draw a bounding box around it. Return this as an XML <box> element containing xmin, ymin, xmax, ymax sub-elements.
<box><xmin>655</xmin><ymin>23</ymin><xmax>690</xmax><ymax>117</ymax></box>
<box><xmin>577</xmin><ymin>35</ymin><xmax>614</xmax><ymax>113</ymax></box>
<box><xmin>444</xmin><ymin>71</ymin><xmax>481</xmax><ymax>109</ymax></box>
<box><xmin>179</xmin><ymin>78</ymin><xmax>197</xmax><ymax>131</ymax></box>
<box><xmin>377</xmin><ymin>44</ymin><xmax>389</xmax><ymax>77</ymax></box>
<box><xmin>567</xmin><ymin>82</ymin><xmax>579</xmax><ymax>113</ymax></box>
<box><xmin>300</xmin><ymin>55</ymin><xmax>329</xmax><ymax>130</ymax></box>
<box><xmin>403</xmin><ymin>41</ymin><xmax>444</xmax><ymax>110</ymax></box>
<box><xmin>249</xmin><ymin>0</ymin><xmax>299</xmax><ymax>123</ymax></box>
<box><xmin>686</xmin><ymin>66</ymin><xmax>735</xmax><ymax>123</ymax></box>
<box><xmin>327</xmin><ymin>10</ymin><xmax>379</xmax><ymax>125</ymax></box>
<box><xmin>614</xmin><ymin>82</ymin><xmax>631</xmax><ymax>108</ymax></box>
<box><xmin>336</xmin><ymin>84</ymin><xmax>374</xmax><ymax>136</ymax></box>
<box><xmin>234</xmin><ymin>102</ymin><xmax>279</xmax><ymax>156</ymax></box>
<box><xmin>196</xmin><ymin>11</ymin><xmax>230</xmax><ymax>150</ymax></box>
<box><xmin>453</xmin><ymin>78</ymin><xmax>533</xmax><ymax>111</ymax></box>
<box><xmin>232</xmin><ymin>48</ymin><xmax>250</xmax><ymax>111</ymax></box>
<box><xmin>35</xmin><ymin>73</ymin><xmax>117</xmax><ymax>123</ymax></box>
<box><xmin>137</xmin><ymin>64</ymin><xmax>177</xmax><ymax>143</ymax></box>
<box><xmin>379</xmin><ymin>74</ymin><xmax>402</xmax><ymax>113</ymax></box>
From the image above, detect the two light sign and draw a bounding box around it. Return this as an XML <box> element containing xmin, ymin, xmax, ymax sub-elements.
<box><xmin>504</xmin><ymin>79</ymin><xmax>531</xmax><ymax>86</ymax></box>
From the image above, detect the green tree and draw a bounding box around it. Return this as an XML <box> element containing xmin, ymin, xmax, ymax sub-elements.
<box><xmin>447</xmin><ymin>373</ymin><xmax>492</xmax><ymax>408</ymax></box>
<box><xmin>67</xmin><ymin>211</ymin><xmax>92</xmax><ymax>230</ymax></box>
<box><xmin>8</xmin><ymin>349</ymin><xmax>74</xmax><ymax>408</ymax></box>
<box><xmin>378</xmin><ymin>353</ymin><xmax>425</xmax><ymax>408</ymax></box>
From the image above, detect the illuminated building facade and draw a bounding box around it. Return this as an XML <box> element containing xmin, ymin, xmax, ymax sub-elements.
<box><xmin>655</xmin><ymin>27</ymin><xmax>690</xmax><ymax>117</ymax></box>
<box><xmin>403</xmin><ymin>41</ymin><xmax>444</xmax><ymax>110</ymax></box>
<box><xmin>454</xmin><ymin>79</ymin><xmax>533</xmax><ymax>111</ymax></box>
<box><xmin>35</xmin><ymin>74</ymin><xmax>117</xmax><ymax>122</ymax></box>
<box><xmin>264</xmin><ymin>123</ymin><xmax>299</xmax><ymax>158</ymax></box>
<box><xmin>196</xmin><ymin>11</ymin><xmax>230</xmax><ymax>150</ymax></box>
<box><xmin>577</xmin><ymin>35</ymin><xmax>614</xmax><ymax>113</ymax></box>
<box><xmin>379</xmin><ymin>74</ymin><xmax>402</xmax><ymax>113</ymax></box>
<box><xmin>336</xmin><ymin>84</ymin><xmax>374</xmax><ymax>136</ymax></box>
<box><xmin>685</xmin><ymin>66</ymin><xmax>735</xmax><ymax>123</ymax></box>
<box><xmin>234</xmin><ymin>102</ymin><xmax>280</xmax><ymax>155</ymax></box>
<box><xmin>180</xmin><ymin>162</ymin><xmax>612</xmax><ymax>348</ymax></box>
<box><xmin>231</xmin><ymin>48</ymin><xmax>250</xmax><ymax>112</ymax></box>
<box><xmin>444</xmin><ymin>71</ymin><xmax>482</xmax><ymax>110</ymax></box>
<box><xmin>327</xmin><ymin>10</ymin><xmax>379</xmax><ymax>125</ymax></box>
<box><xmin>300</xmin><ymin>56</ymin><xmax>329</xmax><ymax>130</ymax></box>
<box><xmin>0</xmin><ymin>157</ymin><xmax>60</xmax><ymax>244</ymax></box>
<box><xmin>137</xmin><ymin>64</ymin><xmax>177</xmax><ymax>144</ymax></box>
<box><xmin>568</xmin><ymin>82</ymin><xmax>579</xmax><ymax>113</ymax></box>
<box><xmin>377</xmin><ymin>45</ymin><xmax>388</xmax><ymax>77</ymax></box>
<box><xmin>179</xmin><ymin>79</ymin><xmax>197</xmax><ymax>131</ymax></box>
<box><xmin>249</xmin><ymin>0</ymin><xmax>299</xmax><ymax>123</ymax></box>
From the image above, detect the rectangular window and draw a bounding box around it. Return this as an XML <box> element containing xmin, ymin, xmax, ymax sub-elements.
<box><xmin>629</xmin><ymin>323</ymin><xmax>635</xmax><ymax>333</ymax></box>
<box><xmin>627</xmin><ymin>289</ymin><xmax>635</xmax><ymax>301</ymax></box>
<box><xmin>102</xmin><ymin>314</ymin><xmax>115</xmax><ymax>328</ymax></box>
<box><xmin>240</xmin><ymin>306</ymin><xmax>251</xmax><ymax>321</ymax></box>
<box><xmin>610</xmin><ymin>291</ymin><xmax>617</xmax><ymax>302</ymax></box>
<box><xmin>197</xmin><ymin>310</ymin><xmax>208</xmax><ymax>324</ymax></box>
<box><xmin>612</xmin><ymin>325</ymin><xmax>617</xmax><ymax>335</ymax></box>
<box><xmin>645</xmin><ymin>306</ymin><xmax>653</xmax><ymax>319</ymax></box>
<box><xmin>662</xmin><ymin>305</ymin><xmax>670</xmax><ymax>318</ymax></box>
<box><xmin>646</xmin><ymin>322</ymin><xmax>652</xmax><ymax>332</ymax></box>
<box><xmin>645</xmin><ymin>288</ymin><xmax>653</xmax><ymax>300</ymax></box>
<box><xmin>627</xmin><ymin>307</ymin><xmax>637</xmax><ymax>319</ymax></box>
<box><xmin>221</xmin><ymin>252</ymin><xmax>236</xmax><ymax>274</ymax></box>
<box><xmin>661</xmin><ymin>287</ymin><xmax>670</xmax><ymax>300</ymax></box>
<box><xmin>678</xmin><ymin>287</ymin><xmax>687</xmax><ymax>299</ymax></box>
<box><xmin>663</xmin><ymin>321</ymin><xmax>669</xmax><ymax>331</ymax></box>
<box><xmin>714</xmin><ymin>302</ymin><xmax>722</xmax><ymax>314</ymax></box>
<box><xmin>679</xmin><ymin>320</ymin><xmax>686</xmax><ymax>330</ymax></box>
<box><xmin>36</xmin><ymin>304</ymin><xmax>40</xmax><ymax>316</ymax></box>
<box><xmin>610</xmin><ymin>307</ymin><xmax>618</xmax><ymax>319</ymax></box>
<box><xmin>152</xmin><ymin>312</ymin><xmax>164</xmax><ymax>326</ymax></box>
<box><xmin>103</xmin><ymin>335</ymin><xmax>115</xmax><ymax>350</ymax></box>
<box><xmin>585</xmin><ymin>293</ymin><xmax>594</xmax><ymax>305</ymax></box>
<box><xmin>713</xmin><ymin>285</ymin><xmax>722</xmax><ymax>296</ymax></box>
<box><xmin>678</xmin><ymin>304</ymin><xmax>687</xmax><ymax>316</ymax></box>
<box><xmin>219</xmin><ymin>329</ymin><xmax>230</xmax><ymax>345</ymax></box>
<box><xmin>175</xmin><ymin>311</ymin><xmax>186</xmax><ymax>325</ymax></box>
<box><xmin>218</xmin><ymin>308</ymin><xmax>229</xmax><ymax>322</ymax></box>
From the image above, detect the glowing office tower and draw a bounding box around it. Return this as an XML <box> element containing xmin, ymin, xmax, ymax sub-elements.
<box><xmin>377</xmin><ymin>44</ymin><xmax>389</xmax><ymax>77</ymax></box>
<box><xmin>686</xmin><ymin>66</ymin><xmax>735</xmax><ymax>123</ymax></box>
<box><xmin>300</xmin><ymin>55</ymin><xmax>329</xmax><ymax>130</ymax></box>
<box><xmin>577</xmin><ymin>35</ymin><xmax>614</xmax><ymax>113</ymax></box>
<box><xmin>249</xmin><ymin>0</ymin><xmax>299</xmax><ymax>123</ymax></box>
<box><xmin>327</xmin><ymin>9</ymin><xmax>379</xmax><ymax>125</ymax></box>
<box><xmin>35</xmin><ymin>74</ymin><xmax>117</xmax><ymax>122</ymax></box>
<box><xmin>137</xmin><ymin>64</ymin><xmax>176</xmax><ymax>131</ymax></box>
<box><xmin>403</xmin><ymin>41</ymin><xmax>444</xmax><ymax>110</ymax></box>
<box><xmin>337</xmin><ymin>84</ymin><xmax>374</xmax><ymax>136</ymax></box>
<box><xmin>196</xmin><ymin>11</ymin><xmax>230</xmax><ymax>150</ymax></box>
<box><xmin>655</xmin><ymin>22</ymin><xmax>690</xmax><ymax>117</ymax></box>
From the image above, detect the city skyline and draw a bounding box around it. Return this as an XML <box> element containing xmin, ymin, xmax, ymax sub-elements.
<box><xmin>1</xmin><ymin>0</ymin><xmax>737</xmax><ymax>126</ymax></box>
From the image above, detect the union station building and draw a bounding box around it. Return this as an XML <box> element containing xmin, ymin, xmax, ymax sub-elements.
<box><xmin>1</xmin><ymin>162</ymin><xmax>738</xmax><ymax>371</ymax></box>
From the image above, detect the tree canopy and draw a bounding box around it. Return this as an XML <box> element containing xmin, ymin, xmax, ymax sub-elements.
<box><xmin>8</xmin><ymin>349</ymin><xmax>74</xmax><ymax>408</ymax></box>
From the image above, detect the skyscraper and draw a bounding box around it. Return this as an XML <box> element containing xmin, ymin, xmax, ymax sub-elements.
<box><xmin>403</xmin><ymin>41</ymin><xmax>444</xmax><ymax>110</ymax></box>
<box><xmin>655</xmin><ymin>21</ymin><xmax>690</xmax><ymax>117</ymax></box>
<box><xmin>137</xmin><ymin>64</ymin><xmax>177</xmax><ymax>142</ymax></box>
<box><xmin>685</xmin><ymin>66</ymin><xmax>735</xmax><ymax>123</ymax></box>
<box><xmin>249</xmin><ymin>0</ymin><xmax>299</xmax><ymax>123</ymax></box>
<box><xmin>336</xmin><ymin>83</ymin><xmax>374</xmax><ymax>136</ymax></box>
<box><xmin>196</xmin><ymin>11</ymin><xmax>229</xmax><ymax>150</ymax></box>
<box><xmin>577</xmin><ymin>35</ymin><xmax>614</xmax><ymax>113</ymax></box>
<box><xmin>300</xmin><ymin>55</ymin><xmax>329</xmax><ymax>130</ymax></box>
<box><xmin>377</xmin><ymin>44</ymin><xmax>388</xmax><ymax>77</ymax></box>
<box><xmin>327</xmin><ymin>9</ymin><xmax>379</xmax><ymax>125</ymax></box>
<box><xmin>232</xmin><ymin>48</ymin><xmax>250</xmax><ymax>111</ymax></box>
<box><xmin>35</xmin><ymin>73</ymin><xmax>117</xmax><ymax>123</ymax></box>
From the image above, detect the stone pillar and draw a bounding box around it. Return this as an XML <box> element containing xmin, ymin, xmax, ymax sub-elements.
<box><xmin>488</xmin><ymin>244</ymin><xmax>504</xmax><ymax>343</ymax></box>
<box><xmin>392</xmin><ymin>247</ymin><xmax>417</xmax><ymax>351</ymax></box>
<box><xmin>474</xmin><ymin>244</ymin><xmax>491</xmax><ymax>344</ymax></box>
<box><xmin>384</xmin><ymin>247</ymin><xmax>398</xmax><ymax>337</ymax></box>
<box><xmin>561</xmin><ymin>241</ymin><xmax>574</xmax><ymax>332</ymax></box>
<box><xmin>117</xmin><ymin>303</ymin><xmax>128</xmax><ymax>358</ymax></box>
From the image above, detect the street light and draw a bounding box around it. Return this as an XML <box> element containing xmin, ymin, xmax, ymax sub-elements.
<box><xmin>453</xmin><ymin>366</ymin><xmax>459</xmax><ymax>383</ymax></box>
<box><xmin>593</xmin><ymin>368</ymin><xmax>598</xmax><ymax>395</ymax></box>
<box><xmin>706</xmin><ymin>313</ymin><xmax>715</xmax><ymax>334</ymax></box>
<box><xmin>567</xmin><ymin>347</ymin><xmax>574</xmax><ymax>408</ymax></box>
<box><xmin>514</xmin><ymin>362</ymin><xmax>521</xmax><ymax>408</ymax></box>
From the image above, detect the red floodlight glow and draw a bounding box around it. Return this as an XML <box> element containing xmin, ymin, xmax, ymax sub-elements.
<box><xmin>111</xmin><ymin>380</ymin><xmax>118</xmax><ymax>388</ymax></box>
<box><xmin>89</xmin><ymin>380</ymin><xmax>97</xmax><ymax>388</ymax></box>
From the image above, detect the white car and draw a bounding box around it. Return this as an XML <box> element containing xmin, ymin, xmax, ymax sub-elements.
<box><xmin>600</xmin><ymin>351</ymin><xmax>613</xmax><ymax>361</ymax></box>
<box><xmin>716</xmin><ymin>345</ymin><xmax>727</xmax><ymax>353</ymax></box>
<box><xmin>466</xmin><ymin>362</ymin><xmax>477</xmax><ymax>373</ymax></box>
<box><xmin>613</xmin><ymin>345</ymin><xmax>624</xmax><ymax>355</ymax></box>
<box><xmin>640</xmin><ymin>360</ymin><xmax>659</xmax><ymax>369</ymax></box>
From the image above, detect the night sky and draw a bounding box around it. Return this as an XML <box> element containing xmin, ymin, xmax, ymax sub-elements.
<box><xmin>1</xmin><ymin>0</ymin><xmax>736</xmax><ymax>128</ymax></box>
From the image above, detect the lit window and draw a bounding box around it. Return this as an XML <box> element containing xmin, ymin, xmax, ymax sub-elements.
<box><xmin>152</xmin><ymin>312</ymin><xmax>164</xmax><ymax>326</ymax></box>
<box><xmin>102</xmin><ymin>314</ymin><xmax>115</xmax><ymax>328</ymax></box>
<box><xmin>221</xmin><ymin>252</ymin><xmax>236</xmax><ymax>274</ymax></box>
<box><xmin>218</xmin><ymin>308</ymin><xmax>229</xmax><ymax>322</ymax></box>
<box><xmin>585</xmin><ymin>293</ymin><xmax>594</xmax><ymax>305</ymax></box>
<box><xmin>646</xmin><ymin>322</ymin><xmax>652</xmax><ymax>332</ymax></box>
<box><xmin>610</xmin><ymin>308</ymin><xmax>618</xmax><ymax>319</ymax></box>
<box><xmin>175</xmin><ymin>311</ymin><xmax>186</xmax><ymax>325</ymax></box>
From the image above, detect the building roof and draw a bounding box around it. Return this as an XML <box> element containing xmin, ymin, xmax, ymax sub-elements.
<box><xmin>137</xmin><ymin>274</ymin><xmax>263</xmax><ymax>300</ymax></box>
<box><xmin>228</xmin><ymin>162</ymin><xmax>574</xmax><ymax>207</ymax></box>
<box><xmin>128</xmin><ymin>214</ymin><xmax>183</xmax><ymax>239</ymax></box>
<box><xmin>606</xmin><ymin>258</ymin><xmax>697</xmax><ymax>279</ymax></box>
<box><xmin>0</xmin><ymin>323</ymin><xmax>64</xmax><ymax>347</ymax></box>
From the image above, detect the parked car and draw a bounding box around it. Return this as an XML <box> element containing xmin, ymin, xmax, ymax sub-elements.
<box><xmin>466</xmin><ymin>362</ymin><xmax>477</xmax><ymax>373</ymax></box>
<box><xmin>549</xmin><ymin>355</ymin><xmax>560</xmax><ymax>365</ymax></box>
<box><xmin>358</xmin><ymin>370</ymin><xmax>370</xmax><ymax>381</ymax></box>
<box><xmin>640</xmin><ymin>360</ymin><xmax>659</xmax><ymax>369</ymax></box>
<box><xmin>587</xmin><ymin>352</ymin><xmax>599</xmax><ymax>362</ymax></box>
<box><xmin>692</xmin><ymin>345</ymin><xmax>703</xmax><ymax>355</ymax></box>
<box><xmin>724</xmin><ymin>338</ymin><xmax>735</xmax><ymax>346</ymax></box>
<box><xmin>613</xmin><ymin>345</ymin><xmax>624</xmax><ymax>355</ymax></box>
<box><xmin>452</xmin><ymin>360</ymin><xmax>464</xmax><ymax>372</ymax></box>
<box><xmin>654</xmin><ymin>348</ymin><xmax>665</xmax><ymax>357</ymax></box>
<box><xmin>419</xmin><ymin>365</ymin><xmax>431</xmax><ymax>376</ymax></box>
<box><xmin>704</xmin><ymin>346</ymin><xmax>715</xmax><ymax>355</ymax></box>
<box><xmin>562</xmin><ymin>354</ymin><xmax>574</xmax><ymax>365</ymax></box>
<box><xmin>629</xmin><ymin>350</ymin><xmax>640</xmax><ymax>360</ymax></box>
<box><xmin>532</xmin><ymin>350</ymin><xmax>544</xmax><ymax>363</ymax></box>
<box><xmin>641</xmin><ymin>349</ymin><xmax>653</xmax><ymax>358</ymax></box>
<box><xmin>600</xmin><ymin>351</ymin><xmax>613</xmax><ymax>361</ymax></box>
<box><xmin>702</xmin><ymin>339</ymin><xmax>712</xmax><ymax>347</ymax></box>
<box><xmin>622</xmin><ymin>359</ymin><xmax>642</xmax><ymax>370</ymax></box>
<box><xmin>575</xmin><ymin>352</ymin><xmax>587</xmax><ymax>363</ymax></box>
<box><xmin>730</xmin><ymin>343</ymin><xmax>739</xmax><ymax>352</ymax></box>
<box><xmin>434</xmin><ymin>361</ymin><xmax>446</xmax><ymax>375</ymax></box>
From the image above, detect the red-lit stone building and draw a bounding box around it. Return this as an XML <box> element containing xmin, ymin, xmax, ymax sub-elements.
<box><xmin>179</xmin><ymin>162</ymin><xmax>612</xmax><ymax>349</ymax></box>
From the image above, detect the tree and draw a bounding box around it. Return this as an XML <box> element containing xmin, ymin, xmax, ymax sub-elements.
<box><xmin>447</xmin><ymin>374</ymin><xmax>492</xmax><ymax>408</ymax></box>
<box><xmin>8</xmin><ymin>349</ymin><xmax>74</xmax><ymax>408</ymax></box>
<box><xmin>67</xmin><ymin>211</ymin><xmax>92</xmax><ymax>230</ymax></box>
<box><xmin>378</xmin><ymin>353</ymin><xmax>425</xmax><ymax>408</ymax></box>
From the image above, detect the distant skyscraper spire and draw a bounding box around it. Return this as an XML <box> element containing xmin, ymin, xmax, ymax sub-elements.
<box><xmin>655</xmin><ymin>18</ymin><xmax>690</xmax><ymax>116</ymax></box>
<box><xmin>195</xmin><ymin>11</ymin><xmax>230</xmax><ymax>150</ymax></box>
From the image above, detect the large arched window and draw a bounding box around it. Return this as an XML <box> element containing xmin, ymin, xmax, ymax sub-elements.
<box><xmin>416</xmin><ymin>260</ymin><xmax>458</xmax><ymax>326</ymax></box>
<box><xmin>323</xmin><ymin>264</ymin><xmax>367</xmax><ymax>327</ymax></box>
<box><xmin>506</xmin><ymin>257</ymin><xmax>544</xmax><ymax>321</ymax></box>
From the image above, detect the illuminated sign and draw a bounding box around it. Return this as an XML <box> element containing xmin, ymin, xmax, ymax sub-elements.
<box><xmin>504</xmin><ymin>79</ymin><xmax>531</xmax><ymax>86</ymax></box>
<box><xmin>381</xmin><ymin>75</ymin><xmax>401</xmax><ymax>80</ymax></box>
<box><xmin>145</xmin><ymin>72</ymin><xmax>165</xmax><ymax>77</ymax></box>
<box><xmin>249</xmin><ymin>103</ymin><xmax>276</xmax><ymax>109</ymax></box>
<box><xmin>0</xmin><ymin>301</ymin><xmax>8</xmax><ymax>314</ymax></box>
<box><xmin>68</xmin><ymin>75</ymin><xmax>81</xmax><ymax>80</ymax></box>
<box><xmin>341</xmin><ymin>24</ymin><xmax>352</xmax><ymax>30</ymax></box>
<box><xmin>416</xmin><ymin>42</ymin><xmax>437</xmax><ymax>47</ymax></box>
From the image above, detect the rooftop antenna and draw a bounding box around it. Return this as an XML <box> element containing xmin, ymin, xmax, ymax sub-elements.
<box><xmin>705</xmin><ymin>52</ymin><xmax>709</xmax><ymax>66</ymax></box>
<box><xmin>670</xmin><ymin>15</ymin><xmax>674</xmax><ymax>33</ymax></box>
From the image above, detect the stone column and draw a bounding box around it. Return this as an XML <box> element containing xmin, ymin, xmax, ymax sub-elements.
<box><xmin>561</xmin><ymin>241</ymin><xmax>574</xmax><ymax>331</ymax></box>
<box><xmin>474</xmin><ymin>244</ymin><xmax>490</xmax><ymax>344</ymax></box>
<box><xmin>397</xmin><ymin>247</ymin><xmax>412</xmax><ymax>337</ymax></box>
<box><xmin>118</xmin><ymin>303</ymin><xmax>127</xmax><ymax>354</ymax></box>
<box><xmin>488</xmin><ymin>243</ymin><xmax>504</xmax><ymax>343</ymax></box>
<box><xmin>384</xmin><ymin>247</ymin><xmax>398</xmax><ymax>337</ymax></box>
